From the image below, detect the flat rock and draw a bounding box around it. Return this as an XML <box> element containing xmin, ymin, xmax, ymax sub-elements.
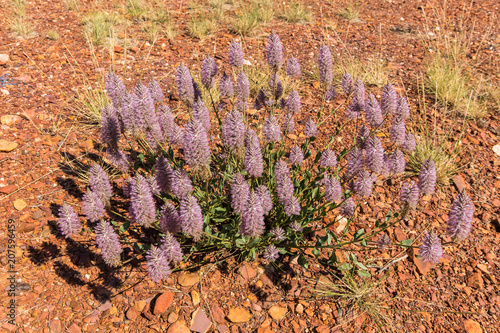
<box><xmin>126</xmin><ymin>307</ymin><xmax>139</xmax><ymax>320</ymax></box>
<box><xmin>68</xmin><ymin>323</ymin><xmax>82</xmax><ymax>333</ymax></box>
<box><xmin>1</xmin><ymin>115</ymin><xmax>21</xmax><ymax>125</ymax></box>
<box><xmin>464</xmin><ymin>319</ymin><xmax>482</xmax><ymax>333</ymax></box>
<box><xmin>268</xmin><ymin>306</ymin><xmax>287</xmax><ymax>321</ymax></box>
<box><xmin>0</xmin><ymin>185</ymin><xmax>17</xmax><ymax>194</ymax></box>
<box><xmin>13</xmin><ymin>199</ymin><xmax>27</xmax><ymax>211</ymax></box>
<box><xmin>49</xmin><ymin>319</ymin><xmax>62</xmax><ymax>333</ymax></box>
<box><xmin>227</xmin><ymin>307</ymin><xmax>252</xmax><ymax>323</ymax></box>
<box><xmin>191</xmin><ymin>290</ymin><xmax>200</xmax><ymax>305</ymax></box>
<box><xmin>493</xmin><ymin>144</ymin><xmax>500</xmax><ymax>156</ymax></box>
<box><xmin>153</xmin><ymin>291</ymin><xmax>173</xmax><ymax>315</ymax></box>
<box><xmin>0</xmin><ymin>140</ymin><xmax>18</xmax><ymax>152</ymax></box>
<box><xmin>0</xmin><ymin>54</ymin><xmax>8</xmax><ymax>65</ymax></box>
<box><xmin>190</xmin><ymin>308</ymin><xmax>211</xmax><ymax>333</ymax></box>
<box><xmin>178</xmin><ymin>272</ymin><xmax>199</xmax><ymax>287</ymax></box>
<box><xmin>211</xmin><ymin>304</ymin><xmax>225</xmax><ymax>323</ymax></box>
<box><xmin>167</xmin><ymin>321</ymin><xmax>191</xmax><ymax>333</ymax></box>
<box><xmin>467</xmin><ymin>272</ymin><xmax>484</xmax><ymax>289</ymax></box>
<box><xmin>168</xmin><ymin>312</ymin><xmax>178</xmax><ymax>323</ymax></box>
<box><xmin>98</xmin><ymin>301</ymin><xmax>112</xmax><ymax>313</ymax></box>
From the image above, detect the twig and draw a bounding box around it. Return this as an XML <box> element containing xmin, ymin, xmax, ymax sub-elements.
<box><xmin>57</xmin><ymin>117</ymin><xmax>76</xmax><ymax>152</ymax></box>
<box><xmin>378</xmin><ymin>254</ymin><xmax>408</xmax><ymax>272</ymax></box>
<box><xmin>0</xmin><ymin>169</ymin><xmax>56</xmax><ymax>202</ymax></box>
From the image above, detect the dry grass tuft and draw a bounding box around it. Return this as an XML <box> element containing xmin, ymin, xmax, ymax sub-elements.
<box><xmin>280</xmin><ymin>1</ymin><xmax>313</xmax><ymax>23</ymax></box>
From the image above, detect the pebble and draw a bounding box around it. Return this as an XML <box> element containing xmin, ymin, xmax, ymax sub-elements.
<box><xmin>467</xmin><ymin>272</ymin><xmax>484</xmax><ymax>289</ymax></box>
<box><xmin>154</xmin><ymin>291</ymin><xmax>173</xmax><ymax>315</ymax></box>
<box><xmin>0</xmin><ymin>115</ymin><xmax>21</xmax><ymax>125</ymax></box>
<box><xmin>0</xmin><ymin>140</ymin><xmax>18</xmax><ymax>152</ymax></box>
<box><xmin>492</xmin><ymin>144</ymin><xmax>500</xmax><ymax>156</ymax></box>
<box><xmin>178</xmin><ymin>273</ymin><xmax>200</xmax><ymax>287</ymax></box>
<box><xmin>13</xmin><ymin>199</ymin><xmax>27</xmax><ymax>211</ymax></box>
<box><xmin>166</xmin><ymin>321</ymin><xmax>191</xmax><ymax>333</ymax></box>
<box><xmin>295</xmin><ymin>303</ymin><xmax>304</xmax><ymax>315</ymax></box>
<box><xmin>126</xmin><ymin>307</ymin><xmax>139</xmax><ymax>320</ymax></box>
<box><xmin>168</xmin><ymin>311</ymin><xmax>178</xmax><ymax>323</ymax></box>
<box><xmin>268</xmin><ymin>305</ymin><xmax>287</xmax><ymax>321</ymax></box>
<box><xmin>464</xmin><ymin>319</ymin><xmax>482</xmax><ymax>333</ymax></box>
<box><xmin>0</xmin><ymin>185</ymin><xmax>17</xmax><ymax>194</ymax></box>
<box><xmin>191</xmin><ymin>290</ymin><xmax>200</xmax><ymax>305</ymax></box>
<box><xmin>190</xmin><ymin>308</ymin><xmax>211</xmax><ymax>333</ymax></box>
<box><xmin>67</xmin><ymin>323</ymin><xmax>82</xmax><ymax>333</ymax></box>
<box><xmin>49</xmin><ymin>318</ymin><xmax>62</xmax><ymax>333</ymax></box>
<box><xmin>0</xmin><ymin>54</ymin><xmax>8</xmax><ymax>65</ymax></box>
<box><xmin>227</xmin><ymin>307</ymin><xmax>252</xmax><ymax>323</ymax></box>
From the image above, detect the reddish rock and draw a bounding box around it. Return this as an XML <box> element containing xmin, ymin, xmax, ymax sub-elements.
<box><xmin>178</xmin><ymin>273</ymin><xmax>200</xmax><ymax>287</ymax></box>
<box><xmin>126</xmin><ymin>307</ymin><xmax>139</xmax><ymax>320</ymax></box>
<box><xmin>190</xmin><ymin>308</ymin><xmax>212</xmax><ymax>333</ymax></box>
<box><xmin>2</xmin><ymin>322</ymin><xmax>17</xmax><ymax>332</ymax></box>
<box><xmin>153</xmin><ymin>291</ymin><xmax>174</xmax><ymax>315</ymax></box>
<box><xmin>467</xmin><ymin>272</ymin><xmax>484</xmax><ymax>289</ymax></box>
<box><xmin>68</xmin><ymin>323</ymin><xmax>82</xmax><ymax>333</ymax></box>
<box><xmin>227</xmin><ymin>307</ymin><xmax>252</xmax><ymax>323</ymax></box>
<box><xmin>464</xmin><ymin>319</ymin><xmax>482</xmax><ymax>333</ymax></box>
<box><xmin>212</xmin><ymin>304</ymin><xmax>225</xmax><ymax>323</ymax></box>
<box><xmin>0</xmin><ymin>185</ymin><xmax>17</xmax><ymax>194</ymax></box>
<box><xmin>49</xmin><ymin>319</ymin><xmax>62</xmax><ymax>333</ymax></box>
<box><xmin>167</xmin><ymin>321</ymin><xmax>191</xmax><ymax>333</ymax></box>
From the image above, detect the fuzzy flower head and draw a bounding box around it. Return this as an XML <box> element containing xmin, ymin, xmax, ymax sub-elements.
<box><xmin>419</xmin><ymin>231</ymin><xmax>443</xmax><ymax>264</ymax></box>
<box><xmin>179</xmin><ymin>195</ymin><xmax>204</xmax><ymax>239</ymax></box>
<box><xmin>58</xmin><ymin>203</ymin><xmax>81</xmax><ymax>238</ymax></box>
<box><xmin>231</xmin><ymin>173</ymin><xmax>250</xmax><ymax>216</ymax></box>
<box><xmin>286</xmin><ymin>90</ymin><xmax>301</xmax><ymax>114</ymax></box>
<box><xmin>228</xmin><ymin>41</ymin><xmax>244</xmax><ymax>68</ymax></box>
<box><xmin>201</xmin><ymin>56</ymin><xmax>217</xmax><ymax>89</ymax></box>
<box><xmin>256</xmin><ymin>185</ymin><xmax>273</xmax><ymax>216</ymax></box>
<box><xmin>155</xmin><ymin>156</ymin><xmax>173</xmax><ymax>194</ymax></box>
<box><xmin>95</xmin><ymin>220</ymin><xmax>123</xmax><ymax>267</ymax></box>
<box><xmin>236</xmin><ymin>72</ymin><xmax>250</xmax><ymax>102</ymax></box>
<box><xmin>340</xmin><ymin>196</ymin><xmax>355</xmax><ymax>218</ymax></box>
<box><xmin>356</xmin><ymin>125</ymin><xmax>371</xmax><ymax>150</ymax></box>
<box><xmin>396</xmin><ymin>96</ymin><xmax>410</xmax><ymax>119</ymax></box>
<box><xmin>83</xmin><ymin>189</ymin><xmax>105</xmax><ymax>223</ymax></box>
<box><xmin>377</xmin><ymin>234</ymin><xmax>392</xmax><ymax>250</ymax></box>
<box><xmin>160</xmin><ymin>202</ymin><xmax>181</xmax><ymax>234</ymax></box>
<box><xmin>105</xmin><ymin>71</ymin><xmax>126</xmax><ymax>108</ymax></box>
<box><xmin>176</xmin><ymin>64</ymin><xmax>195</xmax><ymax>106</ymax></box>
<box><xmin>161</xmin><ymin>233</ymin><xmax>183</xmax><ymax>265</ymax></box>
<box><xmin>282</xmin><ymin>113</ymin><xmax>295</xmax><ymax>134</ymax></box>
<box><xmin>364</xmin><ymin>136</ymin><xmax>385</xmax><ymax>175</ymax></box>
<box><xmin>263</xmin><ymin>115</ymin><xmax>282</xmax><ymax>143</ymax></box>
<box><xmin>271</xmin><ymin>227</ymin><xmax>286</xmax><ymax>242</ymax></box>
<box><xmin>290</xmin><ymin>221</ymin><xmax>303</xmax><ymax>232</ymax></box>
<box><xmin>381</xmin><ymin>83</ymin><xmax>398</xmax><ymax>116</ymax></box>
<box><xmin>402</xmin><ymin>133</ymin><xmax>416</xmax><ymax>152</ymax></box>
<box><xmin>101</xmin><ymin>111</ymin><xmax>121</xmax><ymax>152</ymax></box>
<box><xmin>89</xmin><ymin>164</ymin><xmax>113</xmax><ymax>207</ymax></box>
<box><xmin>244</xmin><ymin>129</ymin><xmax>264</xmax><ymax>178</ymax></box>
<box><xmin>318</xmin><ymin>44</ymin><xmax>333</xmax><ymax>86</ymax></box>
<box><xmin>342</xmin><ymin>73</ymin><xmax>354</xmax><ymax>95</ymax></box>
<box><xmin>267</xmin><ymin>32</ymin><xmax>283</xmax><ymax>71</ymax></box>
<box><xmin>129</xmin><ymin>175</ymin><xmax>157</xmax><ymax>228</ymax></box>
<box><xmin>149</xmin><ymin>79</ymin><xmax>164</xmax><ymax>103</ymax></box>
<box><xmin>325</xmin><ymin>85</ymin><xmax>337</xmax><ymax>101</ymax></box>
<box><xmin>345</xmin><ymin>148</ymin><xmax>363</xmax><ymax>179</ymax></box>
<box><xmin>269</xmin><ymin>73</ymin><xmax>283</xmax><ymax>100</ymax></box>
<box><xmin>447</xmin><ymin>190</ymin><xmax>474</xmax><ymax>240</ymax></box>
<box><xmin>222</xmin><ymin>109</ymin><xmax>245</xmax><ymax>150</ymax></box>
<box><xmin>324</xmin><ymin>173</ymin><xmax>342</xmax><ymax>202</ymax></box>
<box><xmin>182</xmin><ymin>119</ymin><xmax>211</xmax><ymax>173</ymax></box>
<box><xmin>240</xmin><ymin>190</ymin><xmax>265</xmax><ymax>237</ymax></box>
<box><xmin>390</xmin><ymin>117</ymin><xmax>406</xmax><ymax>146</ymax></box>
<box><xmin>320</xmin><ymin>149</ymin><xmax>337</xmax><ymax>169</ymax></box>
<box><xmin>219</xmin><ymin>73</ymin><xmax>234</xmax><ymax>98</ymax></box>
<box><xmin>170</xmin><ymin>169</ymin><xmax>193</xmax><ymax>198</ymax></box>
<box><xmin>354</xmin><ymin>170</ymin><xmax>375</xmax><ymax>198</ymax></box>
<box><xmin>146</xmin><ymin>245</ymin><xmax>171</xmax><ymax>283</ymax></box>
<box><xmin>263</xmin><ymin>245</ymin><xmax>279</xmax><ymax>262</ymax></box>
<box><xmin>418</xmin><ymin>158</ymin><xmax>437</xmax><ymax>196</ymax></box>
<box><xmin>366</xmin><ymin>94</ymin><xmax>383</xmax><ymax>128</ymax></box>
<box><xmin>400</xmin><ymin>181</ymin><xmax>419</xmax><ymax>210</ymax></box>
<box><xmin>192</xmin><ymin>98</ymin><xmax>211</xmax><ymax>131</ymax></box>
<box><xmin>289</xmin><ymin>146</ymin><xmax>304</xmax><ymax>165</ymax></box>
<box><xmin>304</xmin><ymin>117</ymin><xmax>317</xmax><ymax>137</ymax></box>
<box><xmin>286</xmin><ymin>57</ymin><xmax>301</xmax><ymax>78</ymax></box>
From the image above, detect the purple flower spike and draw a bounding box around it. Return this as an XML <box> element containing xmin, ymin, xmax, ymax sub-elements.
<box><xmin>345</xmin><ymin>148</ymin><xmax>363</xmax><ymax>179</ymax></box>
<box><xmin>254</xmin><ymin>88</ymin><xmax>268</xmax><ymax>110</ymax></box>
<box><xmin>95</xmin><ymin>220</ymin><xmax>122</xmax><ymax>267</ymax></box>
<box><xmin>396</xmin><ymin>96</ymin><xmax>410</xmax><ymax>119</ymax></box>
<box><xmin>256</xmin><ymin>185</ymin><xmax>273</xmax><ymax>215</ymax></box>
<box><xmin>366</xmin><ymin>94</ymin><xmax>383</xmax><ymax>128</ymax></box>
<box><xmin>147</xmin><ymin>175</ymin><xmax>161</xmax><ymax>196</ymax></box>
<box><xmin>176</xmin><ymin>64</ymin><xmax>195</xmax><ymax>106</ymax></box>
<box><xmin>146</xmin><ymin>245</ymin><xmax>171</xmax><ymax>282</ymax></box>
<box><xmin>320</xmin><ymin>149</ymin><xmax>337</xmax><ymax>169</ymax></box>
<box><xmin>282</xmin><ymin>113</ymin><xmax>295</xmax><ymax>134</ymax></box>
<box><xmin>447</xmin><ymin>190</ymin><xmax>474</xmax><ymax>240</ymax></box>
<box><xmin>219</xmin><ymin>73</ymin><xmax>234</xmax><ymax>98</ymax></box>
<box><xmin>419</xmin><ymin>231</ymin><xmax>443</xmax><ymax>264</ymax></box>
<box><xmin>231</xmin><ymin>173</ymin><xmax>250</xmax><ymax>216</ymax></box>
<box><xmin>318</xmin><ymin>44</ymin><xmax>333</xmax><ymax>86</ymax></box>
<box><xmin>286</xmin><ymin>90</ymin><xmax>301</xmax><ymax>114</ymax></box>
<box><xmin>325</xmin><ymin>85</ymin><xmax>337</xmax><ymax>101</ymax></box>
<box><xmin>161</xmin><ymin>233</ymin><xmax>183</xmax><ymax>265</ymax></box>
<box><xmin>267</xmin><ymin>32</ymin><xmax>283</xmax><ymax>71</ymax></box>
<box><xmin>324</xmin><ymin>173</ymin><xmax>342</xmax><ymax>202</ymax></box>
<box><xmin>228</xmin><ymin>41</ymin><xmax>244</xmax><ymax>68</ymax></box>
<box><xmin>149</xmin><ymin>79</ymin><xmax>164</xmax><ymax>103</ymax></box>
<box><xmin>105</xmin><ymin>71</ymin><xmax>126</xmax><ymax>108</ymax></box>
<box><xmin>201</xmin><ymin>56</ymin><xmax>217</xmax><ymax>89</ymax></box>
<box><xmin>101</xmin><ymin>110</ymin><xmax>121</xmax><ymax>152</ymax></box>
<box><xmin>364</xmin><ymin>136</ymin><xmax>385</xmax><ymax>175</ymax></box>
<box><xmin>390</xmin><ymin>117</ymin><xmax>406</xmax><ymax>145</ymax></box>
<box><xmin>236</xmin><ymin>72</ymin><xmax>250</xmax><ymax>102</ymax></box>
<box><xmin>158</xmin><ymin>104</ymin><xmax>174</xmax><ymax>143</ymax></box>
<box><xmin>346</xmin><ymin>79</ymin><xmax>365</xmax><ymax>119</ymax></box>
<box><xmin>418</xmin><ymin>158</ymin><xmax>437</xmax><ymax>196</ymax></box>
<box><xmin>354</xmin><ymin>170</ymin><xmax>375</xmax><ymax>198</ymax></box>
<box><xmin>129</xmin><ymin>175</ymin><xmax>157</xmax><ymax>228</ymax></box>
<box><xmin>160</xmin><ymin>202</ymin><xmax>181</xmax><ymax>234</ymax></box>
<box><xmin>244</xmin><ymin>129</ymin><xmax>264</xmax><ymax>178</ymax></box>
<box><xmin>402</xmin><ymin>133</ymin><xmax>416</xmax><ymax>152</ymax></box>
<box><xmin>107</xmin><ymin>149</ymin><xmax>131</xmax><ymax>172</ymax></box>
<box><xmin>155</xmin><ymin>156</ymin><xmax>173</xmax><ymax>193</ymax></box>
<box><xmin>289</xmin><ymin>146</ymin><xmax>304</xmax><ymax>165</ymax></box>
<box><xmin>400</xmin><ymin>181</ymin><xmax>419</xmax><ymax>210</ymax></box>
<box><xmin>236</xmin><ymin>99</ymin><xmax>248</xmax><ymax>113</ymax></box>
<box><xmin>274</xmin><ymin>159</ymin><xmax>290</xmax><ymax>183</ymax></box>
<box><xmin>284</xmin><ymin>195</ymin><xmax>301</xmax><ymax>216</ymax></box>
<box><xmin>388</xmin><ymin>149</ymin><xmax>406</xmax><ymax>175</ymax></box>
<box><xmin>263</xmin><ymin>115</ymin><xmax>282</xmax><ymax>143</ymax></box>
<box><xmin>83</xmin><ymin>189</ymin><xmax>105</xmax><ymax>223</ymax></box>
<box><xmin>269</xmin><ymin>73</ymin><xmax>283</xmax><ymax>100</ymax></box>
<box><xmin>304</xmin><ymin>117</ymin><xmax>317</xmax><ymax>137</ymax></box>
<box><xmin>286</xmin><ymin>57</ymin><xmax>301</xmax><ymax>78</ymax></box>
<box><xmin>240</xmin><ymin>190</ymin><xmax>265</xmax><ymax>237</ymax></box>
<box><xmin>182</xmin><ymin>119</ymin><xmax>211</xmax><ymax>172</ymax></box>
<box><xmin>58</xmin><ymin>203</ymin><xmax>81</xmax><ymax>238</ymax></box>
<box><xmin>290</xmin><ymin>221</ymin><xmax>303</xmax><ymax>232</ymax></box>
<box><xmin>271</xmin><ymin>227</ymin><xmax>286</xmax><ymax>241</ymax></box>
<box><xmin>377</xmin><ymin>234</ymin><xmax>391</xmax><ymax>250</ymax></box>
<box><xmin>340</xmin><ymin>197</ymin><xmax>355</xmax><ymax>217</ymax></box>
<box><xmin>356</xmin><ymin>125</ymin><xmax>371</xmax><ymax>150</ymax></box>
<box><xmin>179</xmin><ymin>195</ymin><xmax>204</xmax><ymax>239</ymax></box>
<box><xmin>89</xmin><ymin>164</ymin><xmax>113</xmax><ymax>207</ymax></box>
<box><xmin>342</xmin><ymin>73</ymin><xmax>354</xmax><ymax>95</ymax></box>
<box><xmin>171</xmin><ymin>169</ymin><xmax>193</xmax><ymax>198</ymax></box>
<box><xmin>192</xmin><ymin>98</ymin><xmax>211</xmax><ymax>131</ymax></box>
<box><xmin>381</xmin><ymin>83</ymin><xmax>398</xmax><ymax>116</ymax></box>
<box><xmin>263</xmin><ymin>245</ymin><xmax>279</xmax><ymax>262</ymax></box>
<box><xmin>222</xmin><ymin>109</ymin><xmax>245</xmax><ymax>150</ymax></box>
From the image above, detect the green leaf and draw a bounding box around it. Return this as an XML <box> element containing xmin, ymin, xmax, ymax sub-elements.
<box><xmin>353</xmin><ymin>228</ymin><xmax>365</xmax><ymax>240</ymax></box>
<box><xmin>138</xmin><ymin>153</ymin><xmax>145</xmax><ymax>163</ymax></box>
<box><xmin>298</xmin><ymin>253</ymin><xmax>309</xmax><ymax>269</ymax></box>
<box><xmin>327</xmin><ymin>250</ymin><xmax>338</xmax><ymax>266</ymax></box>
<box><xmin>111</xmin><ymin>220</ymin><xmax>118</xmax><ymax>226</ymax></box>
<box><xmin>119</xmin><ymin>221</ymin><xmax>130</xmax><ymax>233</ymax></box>
<box><xmin>357</xmin><ymin>270</ymin><xmax>371</xmax><ymax>278</ymax></box>
<box><xmin>312</xmin><ymin>247</ymin><xmax>321</xmax><ymax>258</ymax></box>
<box><xmin>339</xmin><ymin>263</ymin><xmax>352</xmax><ymax>271</ymax></box>
<box><xmin>401</xmin><ymin>238</ymin><xmax>414</xmax><ymax>247</ymax></box>
<box><xmin>385</xmin><ymin>211</ymin><xmax>392</xmax><ymax>222</ymax></box>
<box><xmin>355</xmin><ymin>262</ymin><xmax>368</xmax><ymax>270</ymax></box>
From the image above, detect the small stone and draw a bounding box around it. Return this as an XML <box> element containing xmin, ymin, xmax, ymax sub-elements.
<box><xmin>168</xmin><ymin>312</ymin><xmax>178</xmax><ymax>323</ymax></box>
<box><xmin>154</xmin><ymin>291</ymin><xmax>174</xmax><ymax>315</ymax></box>
<box><xmin>98</xmin><ymin>301</ymin><xmax>112</xmax><ymax>313</ymax></box>
<box><xmin>268</xmin><ymin>306</ymin><xmax>287</xmax><ymax>321</ymax></box>
<box><xmin>1</xmin><ymin>115</ymin><xmax>21</xmax><ymax>125</ymax></box>
<box><xmin>178</xmin><ymin>273</ymin><xmax>199</xmax><ymax>287</ymax></box>
<box><xmin>476</xmin><ymin>263</ymin><xmax>489</xmax><ymax>274</ymax></box>
<box><xmin>114</xmin><ymin>45</ymin><xmax>124</xmax><ymax>53</ymax></box>
<box><xmin>0</xmin><ymin>185</ymin><xmax>17</xmax><ymax>194</ymax></box>
<box><xmin>467</xmin><ymin>272</ymin><xmax>484</xmax><ymax>289</ymax></box>
<box><xmin>413</xmin><ymin>248</ymin><xmax>433</xmax><ymax>275</ymax></box>
<box><xmin>49</xmin><ymin>319</ymin><xmax>62</xmax><ymax>333</ymax></box>
<box><xmin>191</xmin><ymin>290</ymin><xmax>200</xmax><ymax>306</ymax></box>
<box><xmin>109</xmin><ymin>306</ymin><xmax>118</xmax><ymax>315</ymax></box>
<box><xmin>32</xmin><ymin>210</ymin><xmax>43</xmax><ymax>220</ymax></box>
<box><xmin>79</xmin><ymin>139</ymin><xmax>94</xmax><ymax>150</ymax></box>
<box><xmin>166</xmin><ymin>321</ymin><xmax>191</xmax><ymax>333</ymax></box>
<box><xmin>0</xmin><ymin>54</ymin><xmax>9</xmax><ymax>65</ymax></box>
<box><xmin>68</xmin><ymin>323</ymin><xmax>82</xmax><ymax>333</ymax></box>
<box><xmin>13</xmin><ymin>199</ymin><xmax>27</xmax><ymax>211</ymax></box>
<box><xmin>135</xmin><ymin>300</ymin><xmax>147</xmax><ymax>312</ymax></box>
<box><xmin>0</xmin><ymin>140</ymin><xmax>18</xmax><ymax>152</ymax></box>
<box><xmin>227</xmin><ymin>307</ymin><xmax>252</xmax><ymax>323</ymax></box>
<box><xmin>2</xmin><ymin>322</ymin><xmax>17</xmax><ymax>332</ymax></box>
<box><xmin>190</xmin><ymin>308</ymin><xmax>212</xmax><ymax>333</ymax></box>
<box><xmin>493</xmin><ymin>144</ymin><xmax>500</xmax><ymax>156</ymax></box>
<box><xmin>295</xmin><ymin>303</ymin><xmax>304</xmax><ymax>315</ymax></box>
<box><xmin>126</xmin><ymin>307</ymin><xmax>139</xmax><ymax>320</ymax></box>
<box><xmin>464</xmin><ymin>319</ymin><xmax>482</xmax><ymax>333</ymax></box>
<box><xmin>452</xmin><ymin>175</ymin><xmax>467</xmax><ymax>192</ymax></box>
<box><xmin>211</xmin><ymin>304</ymin><xmax>225</xmax><ymax>323</ymax></box>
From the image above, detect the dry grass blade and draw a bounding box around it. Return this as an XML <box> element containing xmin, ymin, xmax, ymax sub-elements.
<box><xmin>280</xmin><ymin>1</ymin><xmax>313</xmax><ymax>23</ymax></box>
